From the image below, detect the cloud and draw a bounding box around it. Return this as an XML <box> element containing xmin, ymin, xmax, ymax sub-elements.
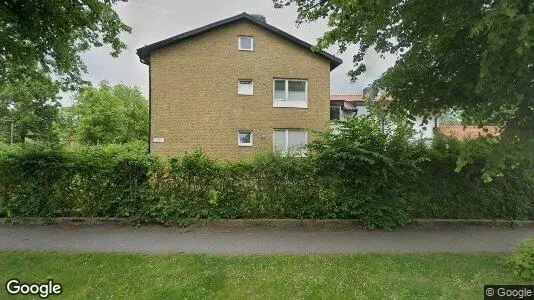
<box><xmin>66</xmin><ymin>0</ymin><xmax>396</xmax><ymax>105</ymax></box>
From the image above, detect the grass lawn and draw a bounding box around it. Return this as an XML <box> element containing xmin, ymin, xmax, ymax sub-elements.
<box><xmin>0</xmin><ymin>251</ymin><xmax>529</xmax><ymax>299</ymax></box>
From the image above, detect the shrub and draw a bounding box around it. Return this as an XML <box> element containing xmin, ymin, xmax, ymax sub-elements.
<box><xmin>247</xmin><ymin>154</ymin><xmax>322</xmax><ymax>219</ymax></box>
<box><xmin>508</xmin><ymin>239</ymin><xmax>534</xmax><ymax>281</ymax></box>
<box><xmin>310</xmin><ymin>117</ymin><xmax>428</xmax><ymax>229</ymax></box>
<box><xmin>0</xmin><ymin>142</ymin><xmax>160</xmax><ymax>221</ymax></box>
<box><xmin>0</xmin><ymin>132</ymin><xmax>532</xmax><ymax>229</ymax></box>
<box><xmin>408</xmin><ymin>135</ymin><xmax>534</xmax><ymax>220</ymax></box>
<box><xmin>0</xmin><ymin>144</ymin><xmax>86</xmax><ymax>220</ymax></box>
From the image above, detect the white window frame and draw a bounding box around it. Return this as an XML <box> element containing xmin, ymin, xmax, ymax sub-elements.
<box><xmin>237</xmin><ymin>131</ymin><xmax>253</xmax><ymax>147</ymax></box>
<box><xmin>273</xmin><ymin>79</ymin><xmax>308</xmax><ymax>108</ymax></box>
<box><xmin>273</xmin><ymin>129</ymin><xmax>308</xmax><ymax>156</ymax></box>
<box><xmin>238</xmin><ymin>80</ymin><xmax>254</xmax><ymax>95</ymax></box>
<box><xmin>238</xmin><ymin>36</ymin><xmax>254</xmax><ymax>51</ymax></box>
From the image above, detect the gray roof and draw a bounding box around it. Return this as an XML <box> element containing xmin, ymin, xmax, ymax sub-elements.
<box><xmin>136</xmin><ymin>12</ymin><xmax>342</xmax><ymax>70</ymax></box>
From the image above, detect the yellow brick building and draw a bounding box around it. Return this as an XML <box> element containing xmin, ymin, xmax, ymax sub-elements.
<box><xmin>137</xmin><ymin>13</ymin><xmax>342</xmax><ymax>159</ymax></box>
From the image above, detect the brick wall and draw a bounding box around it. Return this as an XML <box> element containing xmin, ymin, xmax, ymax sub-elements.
<box><xmin>149</xmin><ymin>20</ymin><xmax>331</xmax><ymax>160</ymax></box>
<box><xmin>438</xmin><ymin>125</ymin><xmax>501</xmax><ymax>139</ymax></box>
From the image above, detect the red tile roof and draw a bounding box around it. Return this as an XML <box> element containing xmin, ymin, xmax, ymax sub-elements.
<box><xmin>438</xmin><ymin>125</ymin><xmax>501</xmax><ymax>140</ymax></box>
<box><xmin>330</xmin><ymin>94</ymin><xmax>365</xmax><ymax>111</ymax></box>
<box><xmin>330</xmin><ymin>94</ymin><xmax>365</xmax><ymax>101</ymax></box>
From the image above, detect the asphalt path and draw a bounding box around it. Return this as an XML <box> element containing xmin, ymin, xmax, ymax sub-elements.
<box><xmin>1</xmin><ymin>224</ymin><xmax>532</xmax><ymax>254</ymax></box>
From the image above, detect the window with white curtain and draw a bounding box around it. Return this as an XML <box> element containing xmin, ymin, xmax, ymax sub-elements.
<box><xmin>273</xmin><ymin>79</ymin><xmax>308</xmax><ymax>108</ymax></box>
<box><xmin>273</xmin><ymin>129</ymin><xmax>307</xmax><ymax>156</ymax></box>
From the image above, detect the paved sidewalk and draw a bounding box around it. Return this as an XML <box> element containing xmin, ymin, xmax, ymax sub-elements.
<box><xmin>0</xmin><ymin>224</ymin><xmax>532</xmax><ymax>254</ymax></box>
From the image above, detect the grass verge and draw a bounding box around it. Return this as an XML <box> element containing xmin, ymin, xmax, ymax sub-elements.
<box><xmin>0</xmin><ymin>252</ymin><xmax>529</xmax><ymax>299</ymax></box>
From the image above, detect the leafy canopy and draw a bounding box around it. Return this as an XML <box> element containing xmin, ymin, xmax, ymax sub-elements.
<box><xmin>276</xmin><ymin>0</ymin><xmax>533</xmax><ymax>179</ymax></box>
<box><xmin>0</xmin><ymin>0</ymin><xmax>131</xmax><ymax>89</ymax></box>
<box><xmin>61</xmin><ymin>82</ymin><xmax>148</xmax><ymax>145</ymax></box>
<box><xmin>0</xmin><ymin>71</ymin><xmax>60</xmax><ymax>143</ymax></box>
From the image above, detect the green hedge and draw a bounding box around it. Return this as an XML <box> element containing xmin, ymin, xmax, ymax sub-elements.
<box><xmin>0</xmin><ymin>142</ymin><xmax>160</xmax><ymax>222</ymax></box>
<box><xmin>407</xmin><ymin>137</ymin><xmax>534</xmax><ymax>220</ymax></box>
<box><xmin>0</xmin><ymin>134</ymin><xmax>532</xmax><ymax>229</ymax></box>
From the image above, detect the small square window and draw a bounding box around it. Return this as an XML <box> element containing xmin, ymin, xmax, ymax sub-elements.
<box><xmin>238</xmin><ymin>131</ymin><xmax>253</xmax><ymax>146</ymax></box>
<box><xmin>238</xmin><ymin>80</ymin><xmax>253</xmax><ymax>95</ymax></box>
<box><xmin>238</xmin><ymin>36</ymin><xmax>253</xmax><ymax>51</ymax></box>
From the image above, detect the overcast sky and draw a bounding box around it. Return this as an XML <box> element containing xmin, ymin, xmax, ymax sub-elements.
<box><xmin>65</xmin><ymin>0</ymin><xmax>397</xmax><ymax>105</ymax></box>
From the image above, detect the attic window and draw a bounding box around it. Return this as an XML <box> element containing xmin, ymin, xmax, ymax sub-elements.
<box><xmin>238</xmin><ymin>36</ymin><xmax>253</xmax><ymax>51</ymax></box>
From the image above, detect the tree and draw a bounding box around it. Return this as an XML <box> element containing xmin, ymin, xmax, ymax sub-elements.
<box><xmin>0</xmin><ymin>71</ymin><xmax>60</xmax><ymax>143</ymax></box>
<box><xmin>62</xmin><ymin>82</ymin><xmax>148</xmax><ymax>145</ymax></box>
<box><xmin>275</xmin><ymin>0</ymin><xmax>533</xmax><ymax>180</ymax></box>
<box><xmin>1</xmin><ymin>0</ymin><xmax>131</xmax><ymax>90</ymax></box>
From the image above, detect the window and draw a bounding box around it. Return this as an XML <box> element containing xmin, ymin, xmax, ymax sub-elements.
<box><xmin>273</xmin><ymin>129</ymin><xmax>307</xmax><ymax>156</ymax></box>
<box><xmin>238</xmin><ymin>36</ymin><xmax>253</xmax><ymax>51</ymax></box>
<box><xmin>238</xmin><ymin>131</ymin><xmax>253</xmax><ymax>146</ymax></box>
<box><xmin>330</xmin><ymin>105</ymin><xmax>341</xmax><ymax>120</ymax></box>
<box><xmin>238</xmin><ymin>80</ymin><xmax>253</xmax><ymax>95</ymax></box>
<box><xmin>273</xmin><ymin>79</ymin><xmax>308</xmax><ymax>108</ymax></box>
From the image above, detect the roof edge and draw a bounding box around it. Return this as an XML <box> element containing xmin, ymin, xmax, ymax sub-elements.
<box><xmin>136</xmin><ymin>12</ymin><xmax>342</xmax><ymax>70</ymax></box>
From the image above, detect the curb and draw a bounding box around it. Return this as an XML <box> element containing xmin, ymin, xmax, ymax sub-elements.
<box><xmin>410</xmin><ymin>219</ymin><xmax>534</xmax><ymax>228</ymax></box>
<box><xmin>1</xmin><ymin>217</ymin><xmax>533</xmax><ymax>229</ymax></box>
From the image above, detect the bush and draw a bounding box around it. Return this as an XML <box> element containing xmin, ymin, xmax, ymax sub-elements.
<box><xmin>408</xmin><ymin>135</ymin><xmax>534</xmax><ymax>220</ymax></box>
<box><xmin>0</xmin><ymin>142</ymin><xmax>160</xmax><ymax>221</ymax></box>
<box><xmin>508</xmin><ymin>239</ymin><xmax>534</xmax><ymax>281</ymax></box>
<box><xmin>310</xmin><ymin>117</ymin><xmax>428</xmax><ymax>229</ymax></box>
<box><xmin>0</xmin><ymin>126</ymin><xmax>532</xmax><ymax>229</ymax></box>
<box><xmin>0</xmin><ymin>144</ymin><xmax>73</xmax><ymax>220</ymax></box>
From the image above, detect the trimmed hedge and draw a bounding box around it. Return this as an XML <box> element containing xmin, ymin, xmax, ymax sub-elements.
<box><xmin>0</xmin><ymin>136</ymin><xmax>532</xmax><ymax>229</ymax></box>
<box><xmin>408</xmin><ymin>136</ymin><xmax>534</xmax><ymax>221</ymax></box>
<box><xmin>0</xmin><ymin>142</ymin><xmax>160</xmax><ymax>222</ymax></box>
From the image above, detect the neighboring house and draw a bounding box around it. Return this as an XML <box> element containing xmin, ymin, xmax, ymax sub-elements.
<box><xmin>330</xmin><ymin>94</ymin><xmax>366</xmax><ymax>120</ymax></box>
<box><xmin>136</xmin><ymin>13</ymin><xmax>342</xmax><ymax>159</ymax></box>
<box><xmin>329</xmin><ymin>94</ymin><xmax>439</xmax><ymax>141</ymax></box>
<box><xmin>438</xmin><ymin>125</ymin><xmax>500</xmax><ymax>139</ymax></box>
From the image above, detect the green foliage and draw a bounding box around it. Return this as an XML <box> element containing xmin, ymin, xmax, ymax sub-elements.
<box><xmin>275</xmin><ymin>0</ymin><xmax>534</xmax><ymax>181</ymax></box>
<box><xmin>0</xmin><ymin>132</ymin><xmax>532</xmax><ymax>229</ymax></box>
<box><xmin>0</xmin><ymin>72</ymin><xmax>60</xmax><ymax>143</ymax></box>
<box><xmin>248</xmin><ymin>154</ymin><xmax>321</xmax><ymax>219</ymax></box>
<box><xmin>508</xmin><ymin>239</ymin><xmax>534</xmax><ymax>281</ymax></box>
<box><xmin>1</xmin><ymin>1</ymin><xmax>131</xmax><ymax>145</ymax></box>
<box><xmin>1</xmin><ymin>0</ymin><xmax>131</xmax><ymax>90</ymax></box>
<box><xmin>310</xmin><ymin>117</ymin><xmax>427</xmax><ymax>229</ymax></box>
<box><xmin>147</xmin><ymin>152</ymin><xmax>321</xmax><ymax>223</ymax></box>
<box><xmin>0</xmin><ymin>142</ymin><xmax>158</xmax><ymax>220</ymax></box>
<box><xmin>408</xmin><ymin>135</ymin><xmax>534</xmax><ymax>220</ymax></box>
<box><xmin>60</xmin><ymin>82</ymin><xmax>149</xmax><ymax>145</ymax></box>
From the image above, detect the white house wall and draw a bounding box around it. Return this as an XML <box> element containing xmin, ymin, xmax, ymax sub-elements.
<box><xmin>339</xmin><ymin>105</ymin><xmax>438</xmax><ymax>140</ymax></box>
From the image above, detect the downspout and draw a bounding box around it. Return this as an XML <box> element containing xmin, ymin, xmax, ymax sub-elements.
<box><xmin>148</xmin><ymin>62</ymin><xmax>152</xmax><ymax>154</ymax></box>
